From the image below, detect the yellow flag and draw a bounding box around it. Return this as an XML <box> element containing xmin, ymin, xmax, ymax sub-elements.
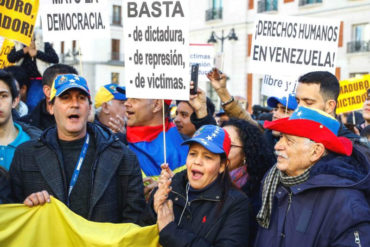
<box><xmin>336</xmin><ymin>75</ymin><xmax>370</xmax><ymax>114</ymax></box>
<box><xmin>0</xmin><ymin>38</ymin><xmax>15</xmax><ymax>69</ymax></box>
<box><xmin>0</xmin><ymin>197</ymin><xmax>160</xmax><ymax>247</ymax></box>
<box><xmin>0</xmin><ymin>0</ymin><xmax>39</xmax><ymax>45</ymax></box>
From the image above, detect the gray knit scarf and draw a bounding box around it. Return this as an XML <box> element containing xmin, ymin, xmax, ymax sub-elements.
<box><xmin>256</xmin><ymin>165</ymin><xmax>311</xmax><ymax>228</ymax></box>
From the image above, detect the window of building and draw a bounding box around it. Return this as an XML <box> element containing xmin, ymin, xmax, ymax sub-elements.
<box><xmin>112</xmin><ymin>5</ymin><xmax>122</xmax><ymax>25</ymax></box>
<box><xmin>111</xmin><ymin>39</ymin><xmax>120</xmax><ymax>60</ymax></box>
<box><xmin>348</xmin><ymin>23</ymin><xmax>370</xmax><ymax>53</ymax></box>
<box><xmin>206</xmin><ymin>0</ymin><xmax>223</xmax><ymax>21</ymax></box>
<box><xmin>349</xmin><ymin>72</ymin><xmax>368</xmax><ymax>78</ymax></box>
<box><xmin>211</xmin><ymin>0</ymin><xmax>222</xmax><ymax>9</ymax></box>
<box><xmin>257</xmin><ymin>0</ymin><xmax>278</xmax><ymax>13</ymax></box>
<box><xmin>299</xmin><ymin>0</ymin><xmax>322</xmax><ymax>7</ymax></box>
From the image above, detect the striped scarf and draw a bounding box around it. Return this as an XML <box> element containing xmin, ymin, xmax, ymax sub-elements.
<box><xmin>256</xmin><ymin>165</ymin><xmax>311</xmax><ymax>228</ymax></box>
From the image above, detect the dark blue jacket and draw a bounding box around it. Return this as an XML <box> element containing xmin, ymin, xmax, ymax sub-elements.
<box><xmin>143</xmin><ymin>170</ymin><xmax>250</xmax><ymax>247</ymax></box>
<box><xmin>10</xmin><ymin>123</ymin><xmax>145</xmax><ymax>223</ymax></box>
<box><xmin>255</xmin><ymin>147</ymin><xmax>370</xmax><ymax>247</ymax></box>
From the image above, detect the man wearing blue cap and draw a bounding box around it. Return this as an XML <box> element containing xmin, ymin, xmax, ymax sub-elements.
<box><xmin>10</xmin><ymin>74</ymin><xmax>145</xmax><ymax>223</ymax></box>
<box><xmin>264</xmin><ymin>93</ymin><xmax>298</xmax><ymax>151</ymax></box>
<box><xmin>94</xmin><ymin>84</ymin><xmax>127</xmax><ymax>140</ymax></box>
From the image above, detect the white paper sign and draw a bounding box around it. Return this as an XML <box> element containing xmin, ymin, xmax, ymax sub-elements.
<box><xmin>39</xmin><ymin>0</ymin><xmax>109</xmax><ymax>42</ymax></box>
<box><xmin>261</xmin><ymin>74</ymin><xmax>298</xmax><ymax>97</ymax></box>
<box><xmin>250</xmin><ymin>14</ymin><xmax>340</xmax><ymax>76</ymax></box>
<box><xmin>123</xmin><ymin>0</ymin><xmax>189</xmax><ymax>100</ymax></box>
<box><xmin>189</xmin><ymin>44</ymin><xmax>214</xmax><ymax>82</ymax></box>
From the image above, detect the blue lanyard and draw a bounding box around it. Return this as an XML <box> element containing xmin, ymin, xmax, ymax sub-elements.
<box><xmin>67</xmin><ymin>133</ymin><xmax>90</xmax><ymax>206</ymax></box>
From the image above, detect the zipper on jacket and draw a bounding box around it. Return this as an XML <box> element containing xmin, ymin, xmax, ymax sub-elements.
<box><xmin>280</xmin><ymin>192</ymin><xmax>293</xmax><ymax>242</ymax></box>
<box><xmin>354</xmin><ymin>231</ymin><xmax>362</xmax><ymax>247</ymax></box>
<box><xmin>287</xmin><ymin>192</ymin><xmax>292</xmax><ymax>212</ymax></box>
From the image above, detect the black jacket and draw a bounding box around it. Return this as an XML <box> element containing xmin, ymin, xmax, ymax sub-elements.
<box><xmin>143</xmin><ymin>171</ymin><xmax>250</xmax><ymax>247</ymax></box>
<box><xmin>0</xmin><ymin>168</ymin><xmax>11</xmax><ymax>204</ymax></box>
<box><xmin>20</xmin><ymin>100</ymin><xmax>56</xmax><ymax>130</ymax></box>
<box><xmin>7</xmin><ymin>43</ymin><xmax>59</xmax><ymax>78</ymax></box>
<box><xmin>16</xmin><ymin>121</ymin><xmax>43</xmax><ymax>139</ymax></box>
<box><xmin>10</xmin><ymin>123</ymin><xmax>145</xmax><ymax>223</ymax></box>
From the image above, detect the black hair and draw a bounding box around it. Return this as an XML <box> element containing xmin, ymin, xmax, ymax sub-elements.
<box><xmin>42</xmin><ymin>64</ymin><xmax>78</xmax><ymax>87</ymax></box>
<box><xmin>176</xmin><ymin>97</ymin><xmax>215</xmax><ymax>116</ymax></box>
<box><xmin>217</xmin><ymin>154</ymin><xmax>234</xmax><ymax>214</ymax></box>
<box><xmin>0</xmin><ymin>70</ymin><xmax>19</xmax><ymax>101</ymax></box>
<box><xmin>3</xmin><ymin>66</ymin><xmax>29</xmax><ymax>89</ymax></box>
<box><xmin>298</xmin><ymin>71</ymin><xmax>340</xmax><ymax>103</ymax></box>
<box><xmin>222</xmin><ymin>118</ymin><xmax>276</xmax><ymax>197</ymax></box>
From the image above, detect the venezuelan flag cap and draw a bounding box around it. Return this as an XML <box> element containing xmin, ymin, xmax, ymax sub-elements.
<box><xmin>50</xmin><ymin>74</ymin><xmax>90</xmax><ymax>102</ymax></box>
<box><xmin>264</xmin><ymin>106</ymin><xmax>353</xmax><ymax>156</ymax></box>
<box><xmin>95</xmin><ymin>84</ymin><xmax>126</xmax><ymax>108</ymax></box>
<box><xmin>182</xmin><ymin>125</ymin><xmax>231</xmax><ymax>157</ymax></box>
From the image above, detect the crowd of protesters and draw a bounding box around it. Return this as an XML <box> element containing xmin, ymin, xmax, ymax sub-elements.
<box><xmin>0</xmin><ymin>39</ymin><xmax>369</xmax><ymax>246</ymax></box>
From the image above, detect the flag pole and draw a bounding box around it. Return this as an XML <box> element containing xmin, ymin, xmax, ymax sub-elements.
<box><xmin>162</xmin><ymin>100</ymin><xmax>167</xmax><ymax>165</ymax></box>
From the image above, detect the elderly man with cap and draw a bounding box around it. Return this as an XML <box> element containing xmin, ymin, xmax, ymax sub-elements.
<box><xmin>263</xmin><ymin>93</ymin><xmax>298</xmax><ymax>151</ymax></box>
<box><xmin>9</xmin><ymin>74</ymin><xmax>145</xmax><ymax>223</ymax></box>
<box><xmin>94</xmin><ymin>84</ymin><xmax>127</xmax><ymax>143</ymax></box>
<box><xmin>254</xmin><ymin>106</ymin><xmax>370</xmax><ymax>247</ymax></box>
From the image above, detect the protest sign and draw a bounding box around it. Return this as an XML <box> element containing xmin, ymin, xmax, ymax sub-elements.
<box><xmin>190</xmin><ymin>44</ymin><xmax>214</xmax><ymax>82</ymax></box>
<box><xmin>336</xmin><ymin>74</ymin><xmax>370</xmax><ymax>114</ymax></box>
<box><xmin>0</xmin><ymin>0</ymin><xmax>39</xmax><ymax>46</ymax></box>
<box><xmin>39</xmin><ymin>0</ymin><xmax>109</xmax><ymax>42</ymax></box>
<box><xmin>261</xmin><ymin>74</ymin><xmax>298</xmax><ymax>97</ymax></box>
<box><xmin>0</xmin><ymin>38</ymin><xmax>15</xmax><ymax>69</ymax></box>
<box><xmin>123</xmin><ymin>0</ymin><xmax>190</xmax><ymax>100</ymax></box>
<box><xmin>250</xmin><ymin>14</ymin><xmax>340</xmax><ymax>76</ymax></box>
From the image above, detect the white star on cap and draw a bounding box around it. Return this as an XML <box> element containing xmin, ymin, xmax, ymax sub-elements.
<box><xmin>69</xmin><ymin>79</ymin><xmax>75</xmax><ymax>83</ymax></box>
<box><xmin>206</xmin><ymin>135</ymin><xmax>212</xmax><ymax>141</ymax></box>
<box><xmin>201</xmin><ymin>139</ymin><xmax>208</xmax><ymax>145</ymax></box>
<box><xmin>297</xmin><ymin>111</ymin><xmax>302</xmax><ymax>117</ymax></box>
<box><xmin>212</xmin><ymin>133</ymin><xmax>217</xmax><ymax>137</ymax></box>
<box><xmin>74</xmin><ymin>76</ymin><xmax>80</xmax><ymax>80</ymax></box>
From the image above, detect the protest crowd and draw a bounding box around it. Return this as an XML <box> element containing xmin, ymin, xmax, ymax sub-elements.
<box><xmin>0</xmin><ymin>1</ymin><xmax>370</xmax><ymax>247</ymax></box>
<box><xmin>0</xmin><ymin>59</ymin><xmax>369</xmax><ymax>246</ymax></box>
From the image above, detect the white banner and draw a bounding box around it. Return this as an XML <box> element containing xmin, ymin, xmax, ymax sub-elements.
<box><xmin>250</xmin><ymin>15</ymin><xmax>340</xmax><ymax>76</ymax></box>
<box><xmin>189</xmin><ymin>44</ymin><xmax>214</xmax><ymax>82</ymax></box>
<box><xmin>39</xmin><ymin>0</ymin><xmax>109</xmax><ymax>42</ymax></box>
<box><xmin>123</xmin><ymin>0</ymin><xmax>189</xmax><ymax>100</ymax></box>
<box><xmin>261</xmin><ymin>74</ymin><xmax>298</xmax><ymax>97</ymax></box>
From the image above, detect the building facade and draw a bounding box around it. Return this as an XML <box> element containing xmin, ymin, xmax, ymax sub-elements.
<box><xmin>51</xmin><ymin>0</ymin><xmax>370</xmax><ymax>108</ymax></box>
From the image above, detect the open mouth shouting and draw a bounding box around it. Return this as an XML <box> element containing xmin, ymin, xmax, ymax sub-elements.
<box><xmin>190</xmin><ymin>168</ymin><xmax>204</xmax><ymax>180</ymax></box>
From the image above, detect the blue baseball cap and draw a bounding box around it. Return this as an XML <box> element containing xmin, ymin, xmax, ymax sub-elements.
<box><xmin>50</xmin><ymin>74</ymin><xmax>90</xmax><ymax>102</ymax></box>
<box><xmin>182</xmin><ymin>125</ymin><xmax>231</xmax><ymax>156</ymax></box>
<box><xmin>95</xmin><ymin>84</ymin><xmax>126</xmax><ymax>108</ymax></box>
<box><xmin>267</xmin><ymin>94</ymin><xmax>298</xmax><ymax>110</ymax></box>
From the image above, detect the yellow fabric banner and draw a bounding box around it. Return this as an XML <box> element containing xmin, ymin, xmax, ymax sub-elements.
<box><xmin>0</xmin><ymin>197</ymin><xmax>160</xmax><ymax>247</ymax></box>
<box><xmin>0</xmin><ymin>38</ymin><xmax>15</xmax><ymax>69</ymax></box>
<box><xmin>336</xmin><ymin>74</ymin><xmax>370</xmax><ymax>114</ymax></box>
<box><xmin>0</xmin><ymin>0</ymin><xmax>39</xmax><ymax>45</ymax></box>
